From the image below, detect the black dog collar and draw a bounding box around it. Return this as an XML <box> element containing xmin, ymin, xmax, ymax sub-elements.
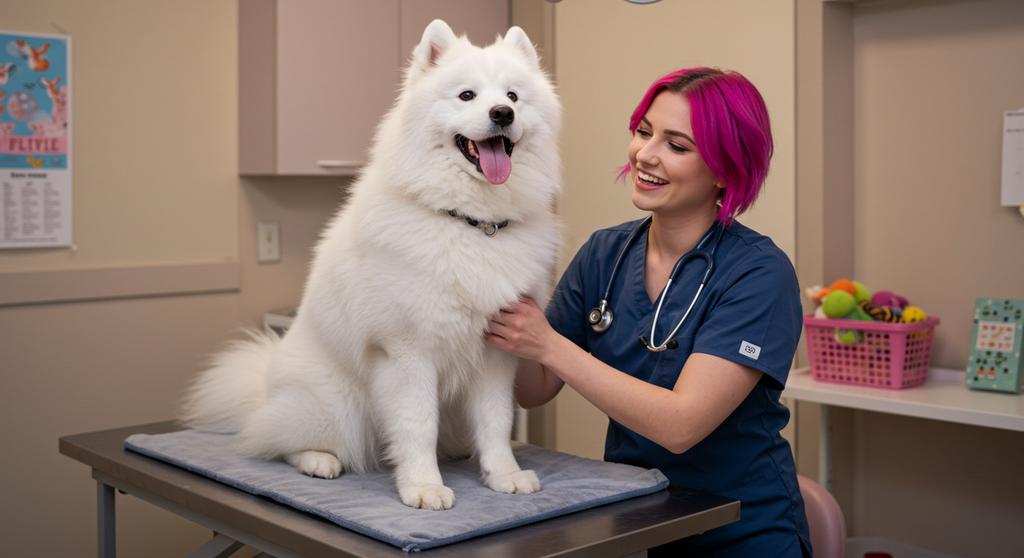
<box><xmin>445</xmin><ymin>209</ymin><xmax>510</xmax><ymax>236</ymax></box>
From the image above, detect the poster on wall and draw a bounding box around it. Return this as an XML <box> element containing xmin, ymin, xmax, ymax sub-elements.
<box><xmin>0</xmin><ymin>31</ymin><xmax>71</xmax><ymax>249</ymax></box>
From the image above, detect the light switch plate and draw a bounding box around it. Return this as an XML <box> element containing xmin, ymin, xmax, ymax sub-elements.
<box><xmin>257</xmin><ymin>222</ymin><xmax>280</xmax><ymax>263</ymax></box>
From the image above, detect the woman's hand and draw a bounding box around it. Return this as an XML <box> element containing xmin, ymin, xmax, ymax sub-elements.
<box><xmin>485</xmin><ymin>296</ymin><xmax>558</xmax><ymax>364</ymax></box>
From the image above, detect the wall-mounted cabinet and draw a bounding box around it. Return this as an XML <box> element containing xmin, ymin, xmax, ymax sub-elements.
<box><xmin>239</xmin><ymin>0</ymin><xmax>509</xmax><ymax>176</ymax></box>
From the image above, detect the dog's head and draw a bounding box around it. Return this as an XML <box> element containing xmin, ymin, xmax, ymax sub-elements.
<box><xmin>371</xmin><ymin>20</ymin><xmax>561</xmax><ymax>222</ymax></box>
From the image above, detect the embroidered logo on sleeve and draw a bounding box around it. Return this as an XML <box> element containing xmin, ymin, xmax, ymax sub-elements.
<box><xmin>739</xmin><ymin>341</ymin><xmax>762</xmax><ymax>361</ymax></box>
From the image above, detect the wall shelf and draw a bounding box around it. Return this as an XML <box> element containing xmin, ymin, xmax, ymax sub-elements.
<box><xmin>785</xmin><ymin>367</ymin><xmax>1024</xmax><ymax>433</ymax></box>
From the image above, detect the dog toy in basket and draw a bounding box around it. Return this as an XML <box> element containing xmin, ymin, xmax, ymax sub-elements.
<box><xmin>803</xmin><ymin>279</ymin><xmax>939</xmax><ymax>389</ymax></box>
<box><xmin>821</xmin><ymin>289</ymin><xmax>872</xmax><ymax>344</ymax></box>
<box><xmin>859</xmin><ymin>300</ymin><xmax>901</xmax><ymax>322</ymax></box>
<box><xmin>806</xmin><ymin>279</ymin><xmax>869</xmax><ymax>317</ymax></box>
<box><xmin>872</xmin><ymin>290</ymin><xmax>908</xmax><ymax>309</ymax></box>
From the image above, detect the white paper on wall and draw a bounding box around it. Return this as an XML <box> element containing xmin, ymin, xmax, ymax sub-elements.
<box><xmin>1002</xmin><ymin>109</ymin><xmax>1024</xmax><ymax>207</ymax></box>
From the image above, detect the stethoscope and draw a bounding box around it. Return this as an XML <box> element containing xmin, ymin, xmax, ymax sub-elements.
<box><xmin>587</xmin><ymin>216</ymin><xmax>724</xmax><ymax>352</ymax></box>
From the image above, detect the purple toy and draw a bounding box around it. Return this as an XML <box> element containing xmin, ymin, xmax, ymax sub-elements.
<box><xmin>871</xmin><ymin>290</ymin><xmax>909</xmax><ymax>310</ymax></box>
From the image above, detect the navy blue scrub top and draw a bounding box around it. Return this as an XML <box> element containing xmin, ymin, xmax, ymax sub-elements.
<box><xmin>546</xmin><ymin>218</ymin><xmax>811</xmax><ymax>557</ymax></box>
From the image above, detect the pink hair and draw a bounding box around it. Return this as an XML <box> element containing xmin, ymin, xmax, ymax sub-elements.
<box><xmin>620</xmin><ymin>67</ymin><xmax>773</xmax><ymax>226</ymax></box>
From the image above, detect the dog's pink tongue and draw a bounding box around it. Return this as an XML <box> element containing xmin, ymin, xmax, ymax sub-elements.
<box><xmin>478</xmin><ymin>137</ymin><xmax>511</xmax><ymax>185</ymax></box>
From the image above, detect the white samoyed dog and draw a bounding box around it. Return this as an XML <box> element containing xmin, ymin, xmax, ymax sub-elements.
<box><xmin>181</xmin><ymin>20</ymin><xmax>561</xmax><ymax>511</ymax></box>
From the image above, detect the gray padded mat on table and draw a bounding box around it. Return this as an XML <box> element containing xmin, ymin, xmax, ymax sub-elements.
<box><xmin>125</xmin><ymin>429</ymin><xmax>668</xmax><ymax>552</ymax></box>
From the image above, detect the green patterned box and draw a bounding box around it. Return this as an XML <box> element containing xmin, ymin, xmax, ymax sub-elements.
<box><xmin>967</xmin><ymin>298</ymin><xmax>1024</xmax><ymax>393</ymax></box>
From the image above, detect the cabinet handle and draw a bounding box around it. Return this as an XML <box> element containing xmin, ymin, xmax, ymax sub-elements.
<box><xmin>316</xmin><ymin>160</ymin><xmax>362</xmax><ymax>169</ymax></box>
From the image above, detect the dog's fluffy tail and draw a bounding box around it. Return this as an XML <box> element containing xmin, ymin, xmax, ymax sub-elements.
<box><xmin>179</xmin><ymin>329</ymin><xmax>278</xmax><ymax>433</ymax></box>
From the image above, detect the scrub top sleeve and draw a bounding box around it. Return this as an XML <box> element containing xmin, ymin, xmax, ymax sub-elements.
<box><xmin>544</xmin><ymin>234</ymin><xmax>595</xmax><ymax>352</ymax></box>
<box><xmin>691</xmin><ymin>252</ymin><xmax>802</xmax><ymax>390</ymax></box>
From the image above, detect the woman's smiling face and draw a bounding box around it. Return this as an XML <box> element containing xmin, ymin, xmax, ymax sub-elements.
<box><xmin>628</xmin><ymin>91</ymin><xmax>722</xmax><ymax>217</ymax></box>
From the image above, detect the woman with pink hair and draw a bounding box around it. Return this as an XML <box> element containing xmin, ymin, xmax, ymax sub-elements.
<box><xmin>488</xmin><ymin>67</ymin><xmax>810</xmax><ymax>557</ymax></box>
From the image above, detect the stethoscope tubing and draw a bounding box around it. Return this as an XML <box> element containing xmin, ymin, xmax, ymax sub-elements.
<box><xmin>590</xmin><ymin>216</ymin><xmax>722</xmax><ymax>352</ymax></box>
<box><xmin>647</xmin><ymin>253</ymin><xmax>710</xmax><ymax>351</ymax></box>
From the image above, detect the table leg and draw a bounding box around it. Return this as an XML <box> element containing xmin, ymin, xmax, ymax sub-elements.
<box><xmin>98</xmin><ymin>479</ymin><xmax>115</xmax><ymax>558</ymax></box>
<box><xmin>819</xmin><ymin>404</ymin><xmax>832</xmax><ymax>492</ymax></box>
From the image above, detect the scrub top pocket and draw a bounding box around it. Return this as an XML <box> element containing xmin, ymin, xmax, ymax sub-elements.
<box><xmin>649</xmin><ymin>335</ymin><xmax>695</xmax><ymax>388</ymax></box>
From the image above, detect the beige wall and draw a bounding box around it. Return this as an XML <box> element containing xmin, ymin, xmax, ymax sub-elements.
<box><xmin>794</xmin><ymin>0</ymin><xmax>859</xmax><ymax>523</ymax></box>
<box><xmin>0</xmin><ymin>1</ymin><xmax>238</xmax><ymax>271</ymax></box>
<box><xmin>852</xmin><ymin>0</ymin><xmax>1024</xmax><ymax>371</ymax></box>
<box><xmin>238</xmin><ymin>176</ymin><xmax>349</xmax><ymax>327</ymax></box>
<box><xmin>3</xmin><ymin>294</ymin><xmax>242</xmax><ymax>556</ymax></box>
<box><xmin>551</xmin><ymin>0</ymin><xmax>797</xmax><ymax>459</ymax></box>
<box><xmin>796</xmin><ymin>1</ymin><xmax>1024</xmax><ymax>556</ymax></box>
<box><xmin>848</xmin><ymin>1</ymin><xmax>1023</xmax><ymax>556</ymax></box>
<box><xmin>0</xmin><ymin>1</ymin><xmax>346</xmax><ymax>555</ymax></box>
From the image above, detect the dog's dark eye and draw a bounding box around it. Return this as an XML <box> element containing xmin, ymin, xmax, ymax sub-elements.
<box><xmin>507</xmin><ymin>91</ymin><xmax>518</xmax><ymax>103</ymax></box>
<box><xmin>459</xmin><ymin>90</ymin><xmax>476</xmax><ymax>101</ymax></box>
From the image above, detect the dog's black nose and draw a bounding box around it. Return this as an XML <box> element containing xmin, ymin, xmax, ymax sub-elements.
<box><xmin>489</xmin><ymin>105</ymin><xmax>515</xmax><ymax>127</ymax></box>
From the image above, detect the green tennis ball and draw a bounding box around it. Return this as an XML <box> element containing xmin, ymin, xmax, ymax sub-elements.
<box><xmin>835</xmin><ymin>329</ymin><xmax>861</xmax><ymax>344</ymax></box>
<box><xmin>853</xmin><ymin>281</ymin><xmax>871</xmax><ymax>304</ymax></box>
<box><xmin>822</xmin><ymin>290</ymin><xmax>855</xmax><ymax>318</ymax></box>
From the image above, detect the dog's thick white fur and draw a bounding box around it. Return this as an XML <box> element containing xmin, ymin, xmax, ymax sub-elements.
<box><xmin>181</xmin><ymin>20</ymin><xmax>561</xmax><ymax>511</ymax></box>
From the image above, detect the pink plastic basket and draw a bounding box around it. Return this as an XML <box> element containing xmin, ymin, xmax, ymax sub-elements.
<box><xmin>803</xmin><ymin>315</ymin><xmax>940</xmax><ymax>389</ymax></box>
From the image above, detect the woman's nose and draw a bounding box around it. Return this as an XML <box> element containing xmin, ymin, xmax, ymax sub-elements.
<box><xmin>636</xmin><ymin>141</ymin><xmax>659</xmax><ymax>165</ymax></box>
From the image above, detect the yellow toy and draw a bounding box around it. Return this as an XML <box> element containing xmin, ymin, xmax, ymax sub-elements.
<box><xmin>902</xmin><ymin>306</ymin><xmax>928</xmax><ymax>323</ymax></box>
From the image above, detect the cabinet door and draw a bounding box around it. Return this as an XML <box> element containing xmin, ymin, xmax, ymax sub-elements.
<box><xmin>399</xmin><ymin>0</ymin><xmax>510</xmax><ymax>59</ymax></box>
<box><xmin>276</xmin><ymin>0</ymin><xmax>400</xmax><ymax>175</ymax></box>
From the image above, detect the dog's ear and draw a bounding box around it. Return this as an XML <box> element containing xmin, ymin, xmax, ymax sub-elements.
<box><xmin>503</xmin><ymin>26</ymin><xmax>540</xmax><ymax>68</ymax></box>
<box><xmin>413</xmin><ymin>19</ymin><xmax>457</xmax><ymax>70</ymax></box>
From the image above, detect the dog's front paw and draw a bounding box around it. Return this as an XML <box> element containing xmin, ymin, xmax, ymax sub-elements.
<box><xmin>288</xmin><ymin>450</ymin><xmax>342</xmax><ymax>479</ymax></box>
<box><xmin>485</xmin><ymin>469</ymin><xmax>541</xmax><ymax>494</ymax></box>
<box><xmin>399</xmin><ymin>483</ymin><xmax>455</xmax><ymax>510</ymax></box>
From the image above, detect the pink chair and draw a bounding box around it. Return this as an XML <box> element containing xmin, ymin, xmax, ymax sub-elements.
<box><xmin>798</xmin><ymin>474</ymin><xmax>847</xmax><ymax>558</ymax></box>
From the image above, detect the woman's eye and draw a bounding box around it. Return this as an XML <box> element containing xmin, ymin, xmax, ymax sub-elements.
<box><xmin>507</xmin><ymin>91</ymin><xmax>518</xmax><ymax>102</ymax></box>
<box><xmin>669</xmin><ymin>143</ymin><xmax>690</xmax><ymax>153</ymax></box>
<box><xmin>459</xmin><ymin>90</ymin><xmax>476</xmax><ymax>101</ymax></box>
<box><xmin>636</xmin><ymin>129</ymin><xmax>651</xmax><ymax>138</ymax></box>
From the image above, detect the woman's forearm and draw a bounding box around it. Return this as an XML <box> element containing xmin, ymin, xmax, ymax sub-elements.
<box><xmin>486</xmin><ymin>296</ymin><xmax>733</xmax><ymax>452</ymax></box>
<box><xmin>539</xmin><ymin>336</ymin><xmax>695</xmax><ymax>453</ymax></box>
<box><xmin>513</xmin><ymin>358</ymin><xmax>564</xmax><ymax>409</ymax></box>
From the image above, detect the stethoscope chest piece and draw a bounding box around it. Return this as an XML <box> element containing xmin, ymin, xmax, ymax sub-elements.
<box><xmin>588</xmin><ymin>300</ymin><xmax>613</xmax><ymax>333</ymax></box>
